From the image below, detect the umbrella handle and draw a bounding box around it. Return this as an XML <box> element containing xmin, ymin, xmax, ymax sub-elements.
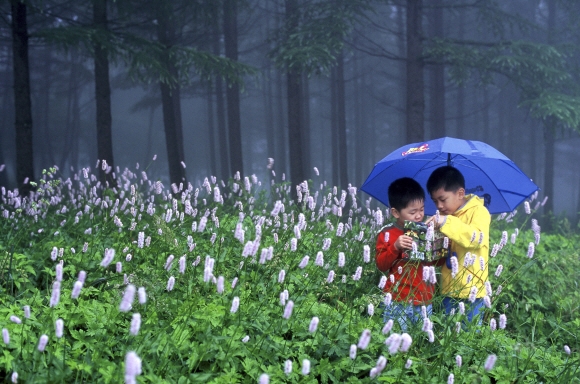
<box><xmin>445</xmin><ymin>252</ymin><xmax>456</xmax><ymax>269</ymax></box>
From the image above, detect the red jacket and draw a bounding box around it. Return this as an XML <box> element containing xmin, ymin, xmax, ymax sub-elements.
<box><xmin>375</xmin><ymin>223</ymin><xmax>434</xmax><ymax>305</ymax></box>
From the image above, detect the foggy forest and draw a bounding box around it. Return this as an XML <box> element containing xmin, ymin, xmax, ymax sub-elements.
<box><xmin>3</xmin><ymin>2</ymin><xmax>580</xmax><ymax>382</ymax></box>
<box><xmin>2</xmin><ymin>0</ymin><xmax>580</xmax><ymax>224</ymax></box>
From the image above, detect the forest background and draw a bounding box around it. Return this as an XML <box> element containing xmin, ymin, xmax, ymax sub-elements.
<box><xmin>2</xmin><ymin>0</ymin><xmax>580</xmax><ymax>226</ymax></box>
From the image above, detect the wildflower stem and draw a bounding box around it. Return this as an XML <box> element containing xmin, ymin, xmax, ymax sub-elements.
<box><xmin>61</xmin><ymin>335</ymin><xmax>66</xmax><ymax>376</ymax></box>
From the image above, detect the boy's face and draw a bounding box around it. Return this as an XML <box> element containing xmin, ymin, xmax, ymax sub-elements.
<box><xmin>391</xmin><ymin>199</ymin><xmax>425</xmax><ymax>226</ymax></box>
<box><xmin>430</xmin><ymin>187</ymin><xmax>466</xmax><ymax>215</ymax></box>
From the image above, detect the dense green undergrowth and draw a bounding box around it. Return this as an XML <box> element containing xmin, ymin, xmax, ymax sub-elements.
<box><xmin>0</xmin><ymin>166</ymin><xmax>578</xmax><ymax>383</ymax></box>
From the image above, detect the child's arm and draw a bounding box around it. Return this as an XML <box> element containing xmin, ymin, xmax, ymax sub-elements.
<box><xmin>437</xmin><ymin>207</ymin><xmax>490</xmax><ymax>249</ymax></box>
<box><xmin>375</xmin><ymin>230</ymin><xmax>411</xmax><ymax>271</ymax></box>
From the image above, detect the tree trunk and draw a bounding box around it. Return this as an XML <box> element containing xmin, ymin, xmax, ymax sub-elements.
<box><xmin>265</xmin><ymin>69</ymin><xmax>275</xmax><ymax>158</ymax></box>
<box><xmin>159</xmin><ymin>82</ymin><xmax>186</xmax><ymax>186</ymax></box>
<box><xmin>70</xmin><ymin>56</ymin><xmax>81</xmax><ymax>171</ymax></box>
<box><xmin>224</xmin><ymin>0</ymin><xmax>243</xmax><ymax>177</ymax></box>
<box><xmin>330</xmin><ymin>65</ymin><xmax>339</xmax><ymax>187</ymax></box>
<box><xmin>336</xmin><ymin>51</ymin><xmax>348</xmax><ymax>190</ymax></box>
<box><xmin>264</xmin><ymin>0</ymin><xmax>276</xmax><ymax>178</ymax></box>
<box><xmin>0</xmin><ymin>144</ymin><xmax>7</xmax><ymax>187</ymax></box>
<box><xmin>482</xmin><ymin>87</ymin><xmax>490</xmax><ymax>143</ymax></box>
<box><xmin>543</xmin><ymin>119</ymin><xmax>555</xmax><ymax>216</ymax></box>
<box><xmin>529</xmin><ymin>118</ymin><xmax>537</xmax><ymax>182</ymax></box>
<box><xmin>172</xmin><ymin>85</ymin><xmax>185</xmax><ymax>162</ymax></box>
<box><xmin>11</xmin><ymin>0</ymin><xmax>34</xmax><ymax>194</ymax></box>
<box><xmin>429</xmin><ymin>0</ymin><xmax>445</xmax><ymax>139</ymax></box>
<box><xmin>274</xmin><ymin>6</ymin><xmax>287</xmax><ymax>177</ymax></box>
<box><xmin>276</xmin><ymin>68</ymin><xmax>287</xmax><ymax>177</ymax></box>
<box><xmin>455</xmin><ymin>8</ymin><xmax>465</xmax><ymax>138</ymax></box>
<box><xmin>301</xmin><ymin>72</ymin><xmax>311</xmax><ymax>178</ymax></box>
<box><xmin>543</xmin><ymin>0</ymin><xmax>556</xmax><ymax>222</ymax></box>
<box><xmin>62</xmin><ymin>51</ymin><xmax>81</xmax><ymax>171</ymax></box>
<box><xmin>93</xmin><ymin>0</ymin><xmax>115</xmax><ymax>187</ymax></box>
<box><xmin>456</xmin><ymin>85</ymin><xmax>464</xmax><ymax>137</ymax></box>
<box><xmin>157</xmin><ymin>7</ymin><xmax>186</xmax><ymax>186</ymax></box>
<box><xmin>0</xmin><ymin>43</ymin><xmax>13</xmax><ymax>188</ymax></box>
<box><xmin>36</xmin><ymin>47</ymin><xmax>53</xmax><ymax>169</ymax></box>
<box><xmin>285</xmin><ymin>0</ymin><xmax>305</xmax><ymax>188</ymax></box>
<box><xmin>144</xmin><ymin>106</ymin><xmax>155</xmax><ymax>166</ymax></box>
<box><xmin>211</xmin><ymin>13</ymin><xmax>229</xmax><ymax>181</ymax></box>
<box><xmin>287</xmin><ymin>69</ymin><xmax>305</xmax><ymax>188</ymax></box>
<box><xmin>206</xmin><ymin>81</ymin><xmax>217</xmax><ymax>177</ymax></box>
<box><xmin>397</xmin><ymin>5</ymin><xmax>406</xmax><ymax>145</ymax></box>
<box><xmin>406</xmin><ymin>0</ymin><xmax>424</xmax><ymax>143</ymax></box>
<box><xmin>353</xmin><ymin>56</ymin><xmax>364</xmax><ymax>186</ymax></box>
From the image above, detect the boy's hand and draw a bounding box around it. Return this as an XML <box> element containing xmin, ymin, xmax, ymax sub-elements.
<box><xmin>426</xmin><ymin>214</ymin><xmax>446</xmax><ymax>229</ymax></box>
<box><xmin>394</xmin><ymin>235</ymin><xmax>414</xmax><ymax>251</ymax></box>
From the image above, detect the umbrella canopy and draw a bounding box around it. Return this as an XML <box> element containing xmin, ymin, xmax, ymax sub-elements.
<box><xmin>361</xmin><ymin>137</ymin><xmax>539</xmax><ymax>214</ymax></box>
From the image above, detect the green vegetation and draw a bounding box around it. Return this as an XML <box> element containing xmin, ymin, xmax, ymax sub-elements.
<box><xmin>0</xmin><ymin>167</ymin><xmax>578</xmax><ymax>383</ymax></box>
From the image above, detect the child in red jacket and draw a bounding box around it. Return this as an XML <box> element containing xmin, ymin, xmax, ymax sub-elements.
<box><xmin>376</xmin><ymin>177</ymin><xmax>434</xmax><ymax>331</ymax></box>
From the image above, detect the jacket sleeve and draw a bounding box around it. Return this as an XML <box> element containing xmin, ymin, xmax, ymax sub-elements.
<box><xmin>375</xmin><ymin>229</ymin><xmax>401</xmax><ymax>272</ymax></box>
<box><xmin>439</xmin><ymin>205</ymin><xmax>490</xmax><ymax>250</ymax></box>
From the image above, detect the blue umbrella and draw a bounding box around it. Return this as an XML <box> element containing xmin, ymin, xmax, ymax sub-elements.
<box><xmin>361</xmin><ymin>137</ymin><xmax>539</xmax><ymax>214</ymax></box>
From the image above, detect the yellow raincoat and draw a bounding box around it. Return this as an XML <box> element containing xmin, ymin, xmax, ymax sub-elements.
<box><xmin>438</xmin><ymin>194</ymin><xmax>490</xmax><ymax>298</ymax></box>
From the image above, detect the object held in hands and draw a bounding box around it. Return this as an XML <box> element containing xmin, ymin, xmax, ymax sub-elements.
<box><xmin>402</xmin><ymin>220</ymin><xmax>446</xmax><ymax>262</ymax></box>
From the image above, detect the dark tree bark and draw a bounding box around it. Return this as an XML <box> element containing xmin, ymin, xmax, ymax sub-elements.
<box><xmin>287</xmin><ymin>69</ymin><xmax>305</xmax><ymax>187</ymax></box>
<box><xmin>0</xmin><ymin>44</ymin><xmax>13</xmax><ymax>188</ymax></box>
<box><xmin>543</xmin><ymin>118</ymin><xmax>555</xmax><ymax>216</ymax></box>
<box><xmin>428</xmin><ymin>0</ymin><xmax>445</xmax><ymax>139</ymax></box>
<box><xmin>93</xmin><ymin>0</ymin><xmax>115</xmax><ymax>186</ymax></box>
<box><xmin>397</xmin><ymin>4</ymin><xmax>406</xmax><ymax>144</ymax></box>
<box><xmin>264</xmin><ymin>68</ymin><xmax>275</xmax><ymax>164</ymax></box>
<box><xmin>406</xmin><ymin>0</ymin><xmax>424</xmax><ymax>143</ymax></box>
<box><xmin>144</xmin><ymin>106</ymin><xmax>155</xmax><ymax>166</ymax></box>
<box><xmin>353</xmin><ymin>56</ymin><xmax>366</xmax><ymax>186</ymax></box>
<box><xmin>62</xmin><ymin>52</ymin><xmax>81</xmax><ymax>171</ymax></box>
<box><xmin>482</xmin><ymin>87</ymin><xmax>490</xmax><ymax>143</ymax></box>
<box><xmin>301</xmin><ymin>72</ymin><xmax>311</xmax><ymax>178</ymax></box>
<box><xmin>529</xmin><ymin>118</ymin><xmax>537</xmax><ymax>182</ymax></box>
<box><xmin>455</xmin><ymin>9</ymin><xmax>465</xmax><ymax>138</ymax></box>
<box><xmin>274</xmin><ymin>7</ymin><xmax>287</xmax><ymax>177</ymax></box>
<box><xmin>224</xmin><ymin>0</ymin><xmax>243</xmax><ymax>177</ymax></box>
<box><xmin>172</xmin><ymin>85</ymin><xmax>185</xmax><ymax>161</ymax></box>
<box><xmin>211</xmin><ymin>11</ymin><xmax>229</xmax><ymax>181</ymax></box>
<box><xmin>336</xmin><ymin>51</ymin><xmax>348</xmax><ymax>190</ymax></box>
<box><xmin>0</xmin><ymin>144</ymin><xmax>7</xmax><ymax>187</ymax></box>
<box><xmin>497</xmin><ymin>88</ymin><xmax>508</xmax><ymax>153</ymax></box>
<box><xmin>159</xmin><ymin>82</ymin><xmax>186</xmax><ymax>185</ymax></box>
<box><xmin>543</xmin><ymin>0</ymin><xmax>556</xmax><ymax>220</ymax></box>
<box><xmin>36</xmin><ymin>47</ymin><xmax>51</xmax><ymax>169</ymax></box>
<box><xmin>206</xmin><ymin>81</ymin><xmax>217</xmax><ymax>177</ymax></box>
<box><xmin>11</xmin><ymin>0</ymin><xmax>34</xmax><ymax>194</ymax></box>
<box><xmin>215</xmin><ymin>77</ymin><xmax>229</xmax><ymax>179</ymax></box>
<box><xmin>330</xmin><ymin>65</ymin><xmax>338</xmax><ymax>187</ymax></box>
<box><xmin>275</xmin><ymin>68</ymin><xmax>287</xmax><ymax>177</ymax></box>
<box><xmin>456</xmin><ymin>85</ymin><xmax>464</xmax><ymax>137</ymax></box>
<box><xmin>157</xmin><ymin>7</ymin><xmax>186</xmax><ymax>186</ymax></box>
<box><xmin>264</xmin><ymin>1</ymin><xmax>276</xmax><ymax>174</ymax></box>
<box><xmin>285</xmin><ymin>0</ymin><xmax>305</xmax><ymax>188</ymax></box>
<box><xmin>203</xmin><ymin>16</ymin><xmax>217</xmax><ymax>178</ymax></box>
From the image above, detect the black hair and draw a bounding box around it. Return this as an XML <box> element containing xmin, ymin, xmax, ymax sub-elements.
<box><xmin>426</xmin><ymin>166</ymin><xmax>465</xmax><ymax>194</ymax></box>
<box><xmin>388</xmin><ymin>177</ymin><xmax>425</xmax><ymax>211</ymax></box>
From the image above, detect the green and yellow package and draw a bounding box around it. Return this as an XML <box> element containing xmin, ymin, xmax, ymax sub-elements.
<box><xmin>402</xmin><ymin>221</ymin><xmax>447</xmax><ymax>262</ymax></box>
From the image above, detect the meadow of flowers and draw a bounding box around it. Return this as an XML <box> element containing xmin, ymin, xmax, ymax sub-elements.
<box><xmin>0</xmin><ymin>162</ymin><xmax>579</xmax><ymax>383</ymax></box>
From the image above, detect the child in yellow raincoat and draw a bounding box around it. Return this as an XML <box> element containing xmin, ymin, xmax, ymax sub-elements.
<box><xmin>426</xmin><ymin>166</ymin><xmax>491</xmax><ymax>323</ymax></box>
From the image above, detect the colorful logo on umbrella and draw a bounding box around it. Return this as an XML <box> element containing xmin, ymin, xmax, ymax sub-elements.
<box><xmin>402</xmin><ymin>143</ymin><xmax>429</xmax><ymax>156</ymax></box>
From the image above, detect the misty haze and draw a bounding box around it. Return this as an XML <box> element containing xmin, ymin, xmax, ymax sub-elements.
<box><xmin>1</xmin><ymin>0</ymin><xmax>579</xmax><ymax>224</ymax></box>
